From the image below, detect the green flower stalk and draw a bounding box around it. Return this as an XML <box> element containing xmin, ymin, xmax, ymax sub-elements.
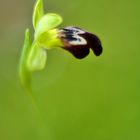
<box><xmin>19</xmin><ymin>0</ymin><xmax>103</xmax><ymax>90</ymax></box>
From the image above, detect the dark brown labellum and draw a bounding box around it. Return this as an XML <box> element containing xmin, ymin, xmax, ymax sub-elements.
<box><xmin>58</xmin><ymin>26</ymin><xmax>103</xmax><ymax>59</ymax></box>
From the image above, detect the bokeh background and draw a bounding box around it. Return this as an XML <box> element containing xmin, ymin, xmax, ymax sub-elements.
<box><xmin>0</xmin><ymin>0</ymin><xmax>140</xmax><ymax>140</ymax></box>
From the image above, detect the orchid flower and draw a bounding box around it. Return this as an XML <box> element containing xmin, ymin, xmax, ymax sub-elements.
<box><xmin>19</xmin><ymin>0</ymin><xmax>103</xmax><ymax>90</ymax></box>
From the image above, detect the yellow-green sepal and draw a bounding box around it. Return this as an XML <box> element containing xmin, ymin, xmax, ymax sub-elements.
<box><xmin>35</xmin><ymin>13</ymin><xmax>63</xmax><ymax>39</ymax></box>
<box><xmin>26</xmin><ymin>42</ymin><xmax>47</xmax><ymax>72</ymax></box>
<box><xmin>19</xmin><ymin>29</ymin><xmax>31</xmax><ymax>90</ymax></box>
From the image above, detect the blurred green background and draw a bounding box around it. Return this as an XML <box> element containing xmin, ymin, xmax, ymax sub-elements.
<box><xmin>0</xmin><ymin>0</ymin><xmax>140</xmax><ymax>140</ymax></box>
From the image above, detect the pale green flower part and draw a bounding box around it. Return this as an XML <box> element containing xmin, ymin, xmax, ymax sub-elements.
<box><xmin>26</xmin><ymin>42</ymin><xmax>47</xmax><ymax>72</ymax></box>
<box><xmin>33</xmin><ymin>0</ymin><xmax>44</xmax><ymax>29</ymax></box>
<box><xmin>19</xmin><ymin>29</ymin><xmax>31</xmax><ymax>89</ymax></box>
<box><xmin>19</xmin><ymin>0</ymin><xmax>63</xmax><ymax>89</ymax></box>
<box><xmin>35</xmin><ymin>13</ymin><xmax>63</xmax><ymax>39</ymax></box>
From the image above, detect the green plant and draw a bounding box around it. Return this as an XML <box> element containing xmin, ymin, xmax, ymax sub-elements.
<box><xmin>19</xmin><ymin>0</ymin><xmax>103</xmax><ymax>90</ymax></box>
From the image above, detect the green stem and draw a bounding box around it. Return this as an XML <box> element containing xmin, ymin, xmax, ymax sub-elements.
<box><xmin>26</xmin><ymin>89</ymin><xmax>47</xmax><ymax>140</ymax></box>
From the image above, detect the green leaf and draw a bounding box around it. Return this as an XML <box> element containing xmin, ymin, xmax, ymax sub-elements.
<box><xmin>19</xmin><ymin>29</ymin><xmax>31</xmax><ymax>90</ymax></box>
<box><xmin>33</xmin><ymin>0</ymin><xmax>44</xmax><ymax>29</ymax></box>
<box><xmin>35</xmin><ymin>13</ymin><xmax>63</xmax><ymax>39</ymax></box>
<box><xmin>27</xmin><ymin>42</ymin><xmax>47</xmax><ymax>72</ymax></box>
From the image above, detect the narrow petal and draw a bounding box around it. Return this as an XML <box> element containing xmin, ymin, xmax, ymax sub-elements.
<box><xmin>33</xmin><ymin>0</ymin><xmax>44</xmax><ymax>29</ymax></box>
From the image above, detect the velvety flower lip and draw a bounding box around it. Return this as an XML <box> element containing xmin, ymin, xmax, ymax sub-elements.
<box><xmin>80</xmin><ymin>31</ymin><xmax>103</xmax><ymax>56</ymax></box>
<box><xmin>58</xmin><ymin>26</ymin><xmax>103</xmax><ymax>59</ymax></box>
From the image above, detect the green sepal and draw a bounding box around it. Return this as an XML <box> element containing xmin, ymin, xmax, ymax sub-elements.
<box><xmin>27</xmin><ymin>42</ymin><xmax>47</xmax><ymax>72</ymax></box>
<box><xmin>33</xmin><ymin>0</ymin><xmax>44</xmax><ymax>29</ymax></box>
<box><xmin>19</xmin><ymin>29</ymin><xmax>31</xmax><ymax>90</ymax></box>
<box><xmin>35</xmin><ymin>13</ymin><xmax>63</xmax><ymax>39</ymax></box>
